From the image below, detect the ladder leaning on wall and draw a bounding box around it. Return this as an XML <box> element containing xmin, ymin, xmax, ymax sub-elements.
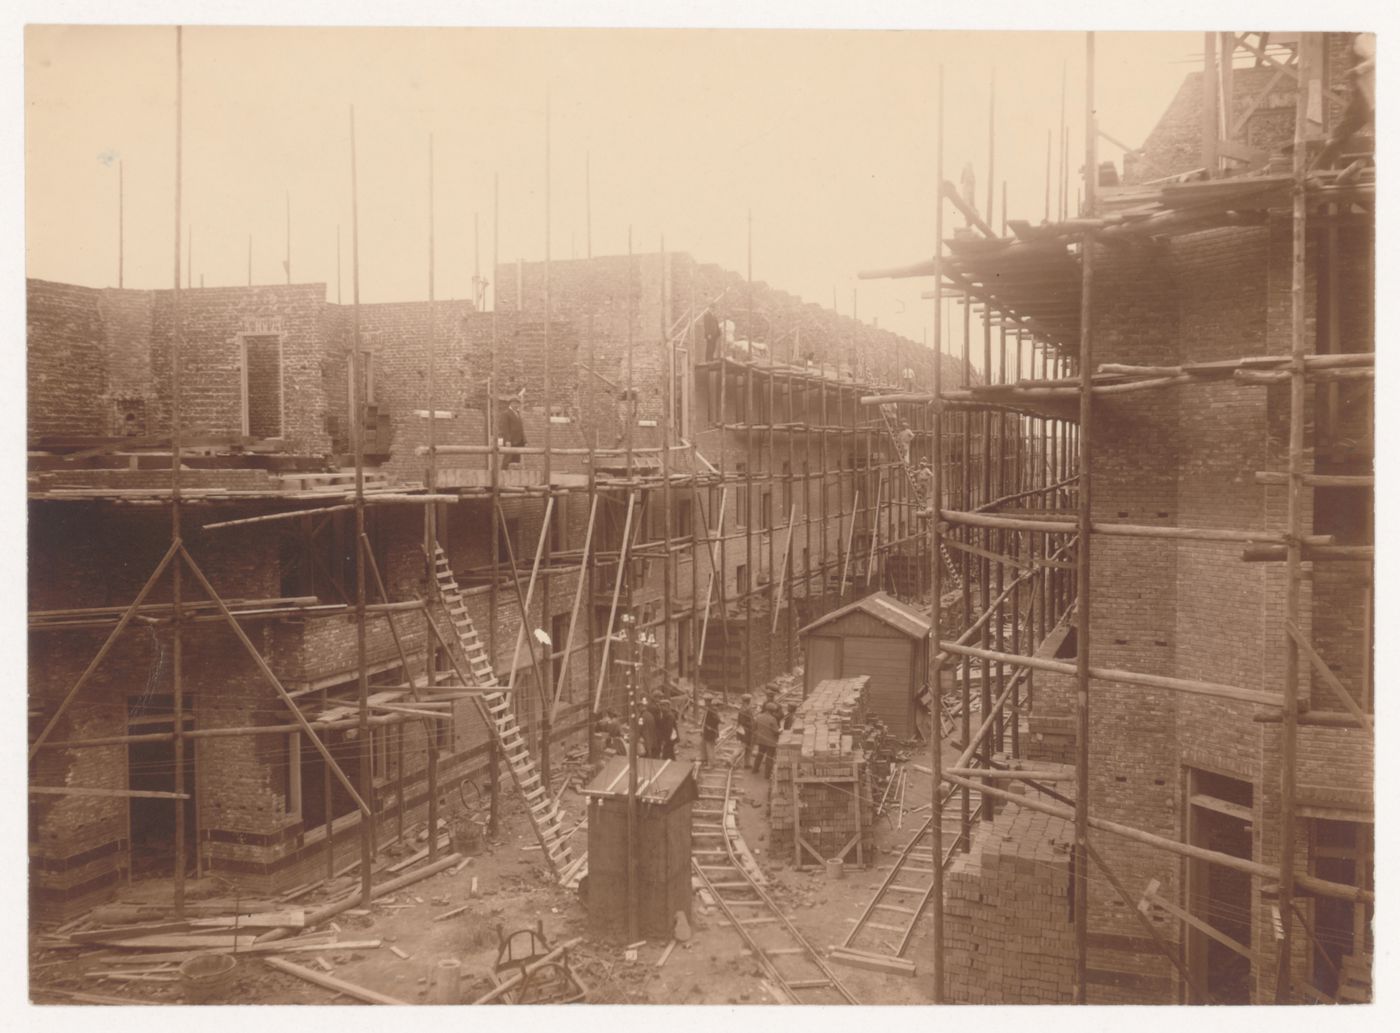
<box><xmin>430</xmin><ymin>544</ymin><xmax>576</xmax><ymax>879</ymax></box>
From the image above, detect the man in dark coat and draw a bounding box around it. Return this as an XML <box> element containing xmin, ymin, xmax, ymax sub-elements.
<box><xmin>639</xmin><ymin>700</ymin><xmax>659</xmax><ymax>758</ymax></box>
<box><xmin>656</xmin><ymin>700</ymin><xmax>678</xmax><ymax>760</ymax></box>
<box><xmin>499</xmin><ymin>397</ymin><xmax>526</xmax><ymax>467</ymax></box>
<box><xmin>702</xmin><ymin>305</ymin><xmax>722</xmax><ymax>361</ymax></box>
<box><xmin>700</xmin><ymin>696</ymin><xmax>721</xmax><ymax>767</ymax></box>
<box><xmin>736</xmin><ymin>694</ymin><xmax>755</xmax><ymax>768</ymax></box>
<box><xmin>752</xmin><ymin>703</ymin><xmax>780</xmax><ymax>778</ymax></box>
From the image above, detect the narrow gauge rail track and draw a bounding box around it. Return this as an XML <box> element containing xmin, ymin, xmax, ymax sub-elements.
<box><xmin>830</xmin><ymin>779</ymin><xmax>984</xmax><ymax>974</ymax></box>
<box><xmin>691</xmin><ymin>749</ymin><xmax>860</xmax><ymax>1005</ymax></box>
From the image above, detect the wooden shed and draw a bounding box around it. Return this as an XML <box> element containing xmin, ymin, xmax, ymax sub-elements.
<box><xmin>798</xmin><ymin>592</ymin><xmax>931</xmax><ymax>739</ymax></box>
<box><xmin>581</xmin><ymin>757</ymin><xmax>696</xmax><ymax>940</ymax></box>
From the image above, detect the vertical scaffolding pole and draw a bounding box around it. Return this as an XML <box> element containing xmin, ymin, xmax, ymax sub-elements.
<box><xmin>118</xmin><ymin>159</ymin><xmax>124</xmax><ymax>288</ymax></box>
<box><xmin>487</xmin><ymin>174</ymin><xmax>501</xmax><ymax>834</ymax></box>
<box><xmin>745</xmin><ymin>210</ymin><xmax>754</xmax><ymax>695</ymax></box>
<box><xmin>1275</xmin><ymin>34</ymin><xmax>1311</xmax><ymax>1004</ymax></box>
<box><xmin>424</xmin><ymin>132</ymin><xmax>439</xmax><ymax>861</ymax></box>
<box><xmin>959</xmin><ymin>290</ymin><xmax>972</xmax><ymax>845</ymax></box>
<box><xmin>980</xmin><ymin>79</ymin><xmax>995</xmax><ymax>814</ymax></box>
<box><xmin>541</xmin><ymin>93</ymin><xmax>553</xmax><ymax>787</ymax></box>
<box><xmin>928</xmin><ymin>62</ymin><xmax>946</xmax><ymax>1004</ymax></box>
<box><xmin>349</xmin><ymin>105</ymin><xmax>373</xmax><ymax>905</ymax></box>
<box><xmin>661</xmin><ymin>238</ymin><xmax>674</xmax><ymax>695</ymax></box>
<box><xmin>170</xmin><ymin>25</ymin><xmax>186</xmax><ymax>915</ymax></box>
<box><xmin>285</xmin><ymin>190</ymin><xmax>292</xmax><ymax>283</ymax></box>
<box><xmin>1072</xmin><ymin>31</ymin><xmax>1096</xmax><ymax>1004</ymax></box>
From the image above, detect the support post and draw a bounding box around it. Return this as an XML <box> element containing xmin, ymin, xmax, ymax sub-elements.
<box><xmin>1073</xmin><ymin>30</ymin><xmax>1096</xmax><ymax>1005</ymax></box>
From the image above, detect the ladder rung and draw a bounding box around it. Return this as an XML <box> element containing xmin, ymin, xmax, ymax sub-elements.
<box><xmin>873</xmin><ymin>903</ymin><xmax>918</xmax><ymax>916</ymax></box>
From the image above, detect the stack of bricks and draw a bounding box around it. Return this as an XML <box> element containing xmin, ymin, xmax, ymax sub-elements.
<box><xmin>769</xmin><ymin>676</ymin><xmax>874</xmax><ymax>865</ymax></box>
<box><xmin>942</xmin><ymin>804</ymin><xmax>1074</xmax><ymax>1004</ymax></box>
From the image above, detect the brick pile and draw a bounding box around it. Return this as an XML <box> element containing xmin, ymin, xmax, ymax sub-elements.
<box><xmin>769</xmin><ymin>676</ymin><xmax>874</xmax><ymax>865</ymax></box>
<box><xmin>943</xmin><ymin>803</ymin><xmax>1075</xmax><ymax>1004</ymax></box>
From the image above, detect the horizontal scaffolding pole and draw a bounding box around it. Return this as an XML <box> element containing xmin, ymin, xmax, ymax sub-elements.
<box><xmin>938</xmin><ymin>771</ymin><xmax>1371</xmax><ymax>903</ymax></box>
<box><xmin>940</xmin><ymin>509</ymin><xmax>1335</xmax><ymax>546</ymax></box>
<box><xmin>938</xmin><ymin>639</ymin><xmax>1282</xmax><ymax>709</ymax></box>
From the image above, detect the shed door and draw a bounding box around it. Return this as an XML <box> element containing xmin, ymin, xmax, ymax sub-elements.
<box><xmin>807</xmin><ymin>637</ymin><xmax>840</xmax><ymax>690</ymax></box>
<box><xmin>844</xmin><ymin>637</ymin><xmax>913</xmax><ymax>737</ymax></box>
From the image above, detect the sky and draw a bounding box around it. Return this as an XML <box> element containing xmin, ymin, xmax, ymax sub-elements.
<box><xmin>25</xmin><ymin>26</ymin><xmax>1201</xmax><ymax>368</ymax></box>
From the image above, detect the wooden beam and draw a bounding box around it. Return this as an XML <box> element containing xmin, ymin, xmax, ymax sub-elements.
<box><xmin>262</xmin><ymin>956</ymin><xmax>409</xmax><ymax>1005</ymax></box>
<box><xmin>1285</xmin><ymin>619</ymin><xmax>1373</xmax><ymax>734</ymax></box>
<box><xmin>770</xmin><ymin>505</ymin><xmax>797</xmax><ymax>635</ymax></box>
<box><xmin>551</xmin><ymin>492</ymin><xmax>598</xmax><ymax>723</ymax></box>
<box><xmin>28</xmin><ymin>538</ymin><xmax>180</xmax><ymax>760</ymax></box>
<box><xmin>178</xmin><ymin>547</ymin><xmax>372</xmax><ymax>817</ymax></box>
<box><xmin>938</xmin><ymin>771</ymin><xmax>1371</xmax><ymax>903</ymax></box>
<box><xmin>29</xmin><ymin>786</ymin><xmax>191</xmax><ymax>800</ymax></box>
<box><xmin>1142</xmin><ymin>880</ymin><xmax>1260</xmax><ymax>966</ymax></box>
<box><xmin>1085</xmin><ymin>841</ymin><xmax>1208</xmax><ymax>1003</ymax></box>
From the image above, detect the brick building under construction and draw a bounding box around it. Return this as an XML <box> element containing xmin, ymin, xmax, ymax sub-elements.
<box><xmin>26</xmin><ymin>26</ymin><xmax>1374</xmax><ymax>1009</ymax></box>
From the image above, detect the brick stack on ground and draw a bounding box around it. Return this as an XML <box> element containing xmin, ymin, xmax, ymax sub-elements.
<box><xmin>943</xmin><ymin>803</ymin><xmax>1075</xmax><ymax>1004</ymax></box>
<box><xmin>769</xmin><ymin>675</ymin><xmax>875</xmax><ymax>866</ymax></box>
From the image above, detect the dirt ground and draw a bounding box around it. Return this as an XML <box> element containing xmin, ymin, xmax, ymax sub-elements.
<box><xmin>30</xmin><ymin>701</ymin><xmax>954</xmax><ymax>1007</ymax></box>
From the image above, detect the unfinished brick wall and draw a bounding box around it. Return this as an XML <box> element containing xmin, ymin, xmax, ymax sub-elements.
<box><xmin>769</xmin><ymin>676</ymin><xmax>874</xmax><ymax>865</ymax></box>
<box><xmin>28</xmin><ymin>280</ymin><xmax>117</xmax><ymax>439</ymax></box>
<box><xmin>27</xmin><ymin>279</ymin><xmax>335</xmax><ymax>453</ymax></box>
<box><xmin>943</xmin><ymin>804</ymin><xmax>1075</xmax><ymax>1004</ymax></box>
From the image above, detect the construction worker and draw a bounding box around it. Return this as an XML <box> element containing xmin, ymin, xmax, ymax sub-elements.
<box><xmin>1313</xmin><ymin>33</ymin><xmax>1376</xmax><ymax>170</ymax></box>
<box><xmin>656</xmin><ymin>699</ymin><xmax>678</xmax><ymax>760</ymax></box>
<box><xmin>499</xmin><ymin>396</ymin><xmax>526</xmax><ymax>467</ymax></box>
<box><xmin>915</xmin><ymin>461</ymin><xmax>935</xmax><ymax>508</ymax></box>
<box><xmin>639</xmin><ymin>699</ymin><xmax>659</xmax><ymax>758</ymax></box>
<box><xmin>703</xmin><ymin>305</ymin><xmax>722</xmax><ymax>362</ymax></box>
<box><xmin>736</xmin><ymin>694</ymin><xmax>756</xmax><ymax>768</ymax></box>
<box><xmin>896</xmin><ymin>421</ymin><xmax>915</xmax><ymax>464</ymax></box>
<box><xmin>700</xmin><ymin>696</ymin><xmax>721</xmax><ymax>767</ymax></box>
<box><xmin>752</xmin><ymin>703</ymin><xmax>781</xmax><ymax>778</ymax></box>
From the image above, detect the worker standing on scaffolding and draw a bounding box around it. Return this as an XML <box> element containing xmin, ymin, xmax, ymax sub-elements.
<box><xmin>499</xmin><ymin>394</ymin><xmax>526</xmax><ymax>467</ymax></box>
<box><xmin>702</xmin><ymin>304</ymin><xmax>722</xmax><ymax>361</ymax></box>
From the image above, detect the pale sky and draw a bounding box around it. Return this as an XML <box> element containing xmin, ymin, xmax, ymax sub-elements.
<box><xmin>24</xmin><ymin>26</ymin><xmax>1200</xmax><ymax>364</ymax></box>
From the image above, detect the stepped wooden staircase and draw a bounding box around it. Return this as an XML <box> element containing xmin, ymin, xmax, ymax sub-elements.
<box><xmin>431</xmin><ymin>544</ymin><xmax>576</xmax><ymax>879</ymax></box>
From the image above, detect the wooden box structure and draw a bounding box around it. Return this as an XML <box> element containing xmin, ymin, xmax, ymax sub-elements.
<box><xmin>581</xmin><ymin>757</ymin><xmax>696</xmax><ymax>940</ymax></box>
<box><xmin>798</xmin><ymin>591</ymin><xmax>931</xmax><ymax>739</ymax></box>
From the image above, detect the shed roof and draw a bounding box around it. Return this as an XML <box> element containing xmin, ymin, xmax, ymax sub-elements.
<box><xmin>798</xmin><ymin>591</ymin><xmax>931</xmax><ymax>641</ymax></box>
<box><xmin>581</xmin><ymin>757</ymin><xmax>697</xmax><ymax>806</ymax></box>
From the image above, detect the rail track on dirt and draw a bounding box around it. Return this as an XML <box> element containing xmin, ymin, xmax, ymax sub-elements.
<box><xmin>690</xmin><ymin>744</ymin><xmax>860</xmax><ymax>1005</ymax></box>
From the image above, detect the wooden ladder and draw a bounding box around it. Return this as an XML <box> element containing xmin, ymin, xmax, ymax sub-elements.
<box><xmin>431</xmin><ymin>544</ymin><xmax>575</xmax><ymax>878</ymax></box>
<box><xmin>878</xmin><ymin>402</ymin><xmax>963</xmax><ymax>590</ymax></box>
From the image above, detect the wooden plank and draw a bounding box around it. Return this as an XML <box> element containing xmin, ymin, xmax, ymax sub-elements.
<box><xmin>188</xmin><ymin>909</ymin><xmax>305</xmax><ymax>929</ymax></box>
<box><xmin>102</xmin><ymin>933</ymin><xmax>260</xmax><ymax>950</ymax></box>
<box><xmin>69</xmin><ymin>922</ymin><xmax>192</xmax><ymax>943</ymax></box>
<box><xmin>828</xmin><ymin>948</ymin><xmax>916</xmax><ymax>977</ymax></box>
<box><xmin>262</xmin><ymin>956</ymin><xmax>409</xmax><ymax>1005</ymax></box>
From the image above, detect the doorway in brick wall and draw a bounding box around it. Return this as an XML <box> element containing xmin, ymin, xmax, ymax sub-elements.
<box><xmin>126</xmin><ymin>694</ymin><xmax>196</xmax><ymax>879</ymax></box>
<box><xmin>240</xmin><ymin>334</ymin><xmax>284</xmax><ymax>439</ymax></box>
<box><xmin>1184</xmin><ymin>768</ymin><xmax>1254</xmax><ymax>1004</ymax></box>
